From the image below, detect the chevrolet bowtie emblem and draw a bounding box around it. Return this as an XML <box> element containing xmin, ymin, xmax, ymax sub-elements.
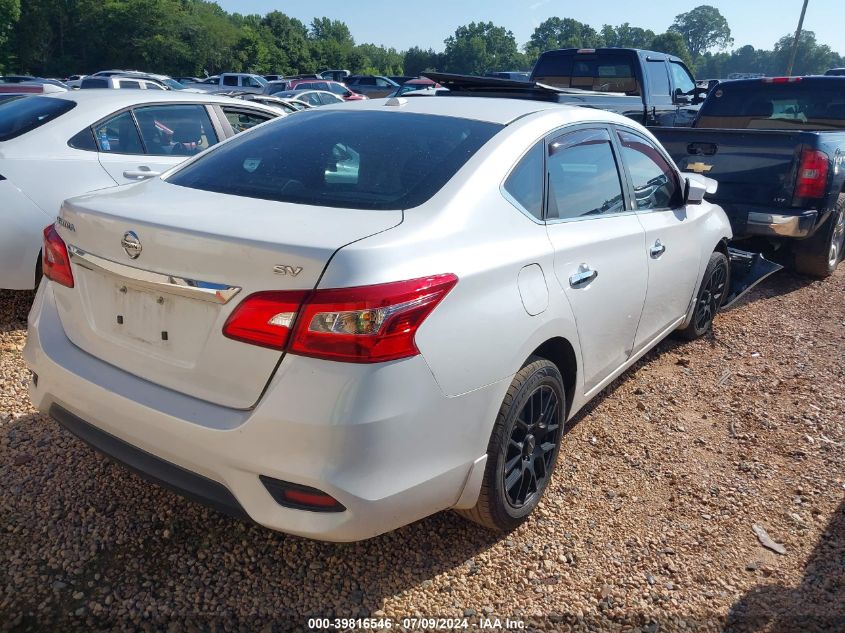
<box><xmin>687</xmin><ymin>162</ymin><xmax>714</xmax><ymax>174</ymax></box>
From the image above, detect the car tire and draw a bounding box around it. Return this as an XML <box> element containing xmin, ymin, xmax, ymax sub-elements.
<box><xmin>456</xmin><ymin>356</ymin><xmax>565</xmax><ymax>532</ymax></box>
<box><xmin>677</xmin><ymin>250</ymin><xmax>730</xmax><ymax>341</ymax></box>
<box><xmin>793</xmin><ymin>194</ymin><xmax>845</xmax><ymax>278</ymax></box>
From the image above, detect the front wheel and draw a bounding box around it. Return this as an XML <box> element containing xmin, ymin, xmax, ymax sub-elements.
<box><xmin>456</xmin><ymin>357</ymin><xmax>565</xmax><ymax>532</ymax></box>
<box><xmin>793</xmin><ymin>195</ymin><xmax>845</xmax><ymax>278</ymax></box>
<box><xmin>677</xmin><ymin>251</ymin><xmax>729</xmax><ymax>341</ymax></box>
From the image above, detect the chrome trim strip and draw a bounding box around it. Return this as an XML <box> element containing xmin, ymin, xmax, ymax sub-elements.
<box><xmin>67</xmin><ymin>245</ymin><xmax>241</xmax><ymax>304</ymax></box>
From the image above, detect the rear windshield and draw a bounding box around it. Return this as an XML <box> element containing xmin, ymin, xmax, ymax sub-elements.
<box><xmin>0</xmin><ymin>96</ymin><xmax>76</xmax><ymax>141</ymax></box>
<box><xmin>168</xmin><ymin>110</ymin><xmax>502</xmax><ymax>210</ymax></box>
<box><xmin>697</xmin><ymin>80</ymin><xmax>845</xmax><ymax>130</ymax></box>
<box><xmin>532</xmin><ymin>52</ymin><xmax>639</xmax><ymax>95</ymax></box>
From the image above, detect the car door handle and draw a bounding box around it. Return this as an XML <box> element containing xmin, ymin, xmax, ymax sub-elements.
<box><xmin>569</xmin><ymin>264</ymin><xmax>598</xmax><ymax>288</ymax></box>
<box><xmin>123</xmin><ymin>168</ymin><xmax>161</xmax><ymax>180</ymax></box>
<box><xmin>650</xmin><ymin>240</ymin><xmax>667</xmax><ymax>259</ymax></box>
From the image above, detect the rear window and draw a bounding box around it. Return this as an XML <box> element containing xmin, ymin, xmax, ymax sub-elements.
<box><xmin>168</xmin><ymin>110</ymin><xmax>502</xmax><ymax>210</ymax></box>
<box><xmin>698</xmin><ymin>80</ymin><xmax>845</xmax><ymax>130</ymax></box>
<box><xmin>532</xmin><ymin>52</ymin><xmax>640</xmax><ymax>95</ymax></box>
<box><xmin>0</xmin><ymin>96</ymin><xmax>76</xmax><ymax>141</ymax></box>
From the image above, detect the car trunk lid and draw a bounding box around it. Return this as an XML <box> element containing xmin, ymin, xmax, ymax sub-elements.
<box><xmin>52</xmin><ymin>179</ymin><xmax>402</xmax><ymax>409</ymax></box>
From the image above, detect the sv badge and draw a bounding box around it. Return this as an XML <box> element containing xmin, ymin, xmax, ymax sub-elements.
<box><xmin>273</xmin><ymin>265</ymin><xmax>303</xmax><ymax>277</ymax></box>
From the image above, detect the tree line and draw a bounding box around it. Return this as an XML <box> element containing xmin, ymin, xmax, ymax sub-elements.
<box><xmin>0</xmin><ymin>1</ymin><xmax>842</xmax><ymax>79</ymax></box>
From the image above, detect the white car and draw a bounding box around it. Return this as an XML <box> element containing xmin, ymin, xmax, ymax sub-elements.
<box><xmin>25</xmin><ymin>97</ymin><xmax>732</xmax><ymax>541</ymax></box>
<box><xmin>0</xmin><ymin>90</ymin><xmax>281</xmax><ymax>290</ymax></box>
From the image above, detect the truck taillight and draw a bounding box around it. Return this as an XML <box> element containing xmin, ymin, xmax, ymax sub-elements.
<box><xmin>795</xmin><ymin>149</ymin><xmax>829</xmax><ymax>199</ymax></box>
<box><xmin>42</xmin><ymin>224</ymin><xmax>74</xmax><ymax>288</ymax></box>
<box><xmin>223</xmin><ymin>274</ymin><xmax>458</xmax><ymax>363</ymax></box>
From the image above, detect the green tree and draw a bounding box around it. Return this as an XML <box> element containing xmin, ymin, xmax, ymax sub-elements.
<box><xmin>403</xmin><ymin>46</ymin><xmax>441</xmax><ymax>75</ymax></box>
<box><xmin>528</xmin><ymin>17</ymin><xmax>602</xmax><ymax>54</ymax></box>
<box><xmin>600</xmin><ymin>23</ymin><xmax>655</xmax><ymax>49</ymax></box>
<box><xmin>0</xmin><ymin>0</ymin><xmax>20</xmax><ymax>71</ymax></box>
<box><xmin>442</xmin><ymin>21</ymin><xmax>521</xmax><ymax>75</ymax></box>
<box><xmin>771</xmin><ymin>30</ymin><xmax>841</xmax><ymax>75</ymax></box>
<box><xmin>669</xmin><ymin>5</ymin><xmax>733</xmax><ymax>59</ymax></box>
<box><xmin>261</xmin><ymin>11</ymin><xmax>312</xmax><ymax>74</ymax></box>
<box><xmin>650</xmin><ymin>31</ymin><xmax>693</xmax><ymax>67</ymax></box>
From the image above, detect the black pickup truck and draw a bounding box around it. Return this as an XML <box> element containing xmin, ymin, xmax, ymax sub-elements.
<box><xmin>529</xmin><ymin>48</ymin><xmax>705</xmax><ymax>127</ymax></box>
<box><xmin>653</xmin><ymin>76</ymin><xmax>845</xmax><ymax>277</ymax></box>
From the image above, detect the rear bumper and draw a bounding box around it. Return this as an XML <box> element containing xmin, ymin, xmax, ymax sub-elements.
<box><xmin>727</xmin><ymin>207</ymin><xmax>818</xmax><ymax>239</ymax></box>
<box><xmin>24</xmin><ymin>283</ymin><xmax>506</xmax><ymax>541</ymax></box>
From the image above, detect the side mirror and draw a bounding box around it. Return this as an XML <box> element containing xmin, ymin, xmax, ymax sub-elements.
<box><xmin>683</xmin><ymin>174</ymin><xmax>718</xmax><ymax>204</ymax></box>
<box><xmin>674</xmin><ymin>88</ymin><xmax>692</xmax><ymax>105</ymax></box>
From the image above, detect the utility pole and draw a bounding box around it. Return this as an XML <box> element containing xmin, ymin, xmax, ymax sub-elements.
<box><xmin>786</xmin><ymin>0</ymin><xmax>809</xmax><ymax>76</ymax></box>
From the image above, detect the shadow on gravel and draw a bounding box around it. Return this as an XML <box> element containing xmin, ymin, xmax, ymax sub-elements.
<box><xmin>2</xmin><ymin>411</ymin><xmax>503</xmax><ymax>631</ymax></box>
<box><xmin>726</xmin><ymin>498</ymin><xmax>845</xmax><ymax>632</ymax></box>
<box><xmin>722</xmin><ymin>268</ymin><xmax>817</xmax><ymax>313</ymax></box>
<box><xmin>0</xmin><ymin>290</ymin><xmax>35</xmax><ymax>332</ymax></box>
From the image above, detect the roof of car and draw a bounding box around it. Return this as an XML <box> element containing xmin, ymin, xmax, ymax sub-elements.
<box><xmin>318</xmin><ymin>95</ymin><xmax>601</xmax><ymax>125</ymax></box>
<box><xmin>48</xmin><ymin>90</ymin><xmax>260</xmax><ymax>107</ymax></box>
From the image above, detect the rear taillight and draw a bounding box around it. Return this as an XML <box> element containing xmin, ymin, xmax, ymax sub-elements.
<box><xmin>223</xmin><ymin>274</ymin><xmax>458</xmax><ymax>363</ymax></box>
<box><xmin>795</xmin><ymin>149</ymin><xmax>829</xmax><ymax>199</ymax></box>
<box><xmin>222</xmin><ymin>290</ymin><xmax>309</xmax><ymax>350</ymax></box>
<box><xmin>290</xmin><ymin>274</ymin><xmax>458</xmax><ymax>363</ymax></box>
<box><xmin>42</xmin><ymin>224</ymin><xmax>74</xmax><ymax>288</ymax></box>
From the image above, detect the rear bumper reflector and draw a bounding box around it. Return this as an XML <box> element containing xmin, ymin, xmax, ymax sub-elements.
<box><xmin>259</xmin><ymin>475</ymin><xmax>346</xmax><ymax>513</ymax></box>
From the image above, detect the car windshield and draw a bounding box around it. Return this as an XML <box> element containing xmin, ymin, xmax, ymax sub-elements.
<box><xmin>0</xmin><ymin>96</ymin><xmax>76</xmax><ymax>141</ymax></box>
<box><xmin>168</xmin><ymin>110</ymin><xmax>502</xmax><ymax>210</ymax></box>
<box><xmin>697</xmin><ymin>80</ymin><xmax>845</xmax><ymax>130</ymax></box>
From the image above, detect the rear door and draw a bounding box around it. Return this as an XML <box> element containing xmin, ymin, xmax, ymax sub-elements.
<box><xmin>217</xmin><ymin>105</ymin><xmax>277</xmax><ymax>134</ymax></box>
<box><xmin>543</xmin><ymin>126</ymin><xmax>648</xmax><ymax>393</ymax></box>
<box><xmin>644</xmin><ymin>58</ymin><xmax>675</xmax><ymax>126</ymax></box>
<box><xmin>614</xmin><ymin>127</ymin><xmax>702</xmax><ymax>351</ymax></box>
<box><xmin>95</xmin><ymin>103</ymin><xmax>221</xmax><ymax>184</ymax></box>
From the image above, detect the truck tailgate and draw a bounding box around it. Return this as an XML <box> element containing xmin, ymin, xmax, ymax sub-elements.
<box><xmin>651</xmin><ymin>127</ymin><xmax>811</xmax><ymax>209</ymax></box>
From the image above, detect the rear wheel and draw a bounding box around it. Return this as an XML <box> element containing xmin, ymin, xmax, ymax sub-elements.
<box><xmin>677</xmin><ymin>251</ymin><xmax>729</xmax><ymax>341</ymax></box>
<box><xmin>793</xmin><ymin>195</ymin><xmax>845</xmax><ymax>278</ymax></box>
<box><xmin>456</xmin><ymin>357</ymin><xmax>565</xmax><ymax>532</ymax></box>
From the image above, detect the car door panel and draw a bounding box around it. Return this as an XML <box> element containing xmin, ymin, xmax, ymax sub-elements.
<box><xmin>615</xmin><ymin>127</ymin><xmax>702</xmax><ymax>351</ymax></box>
<box><xmin>95</xmin><ymin>104</ymin><xmax>219</xmax><ymax>185</ymax></box>
<box><xmin>543</xmin><ymin>127</ymin><xmax>648</xmax><ymax>392</ymax></box>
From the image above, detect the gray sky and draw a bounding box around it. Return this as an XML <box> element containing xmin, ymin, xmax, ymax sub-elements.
<box><xmin>219</xmin><ymin>0</ymin><xmax>842</xmax><ymax>54</ymax></box>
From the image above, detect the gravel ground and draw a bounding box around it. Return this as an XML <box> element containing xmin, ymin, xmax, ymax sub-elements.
<box><xmin>1</xmin><ymin>268</ymin><xmax>843</xmax><ymax>632</ymax></box>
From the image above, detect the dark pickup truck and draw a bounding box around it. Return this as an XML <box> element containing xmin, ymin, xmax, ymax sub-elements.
<box><xmin>653</xmin><ymin>76</ymin><xmax>845</xmax><ymax>277</ymax></box>
<box><xmin>529</xmin><ymin>48</ymin><xmax>705</xmax><ymax>127</ymax></box>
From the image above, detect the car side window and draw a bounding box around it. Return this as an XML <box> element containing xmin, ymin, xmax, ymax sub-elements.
<box><xmin>546</xmin><ymin>128</ymin><xmax>625</xmax><ymax>220</ymax></box>
<box><xmin>617</xmin><ymin>129</ymin><xmax>681</xmax><ymax>210</ymax></box>
<box><xmin>146</xmin><ymin>82</ymin><xmax>164</xmax><ymax>90</ymax></box>
<box><xmin>222</xmin><ymin>107</ymin><xmax>273</xmax><ymax>134</ymax></box>
<box><xmin>119</xmin><ymin>80</ymin><xmax>141</xmax><ymax>89</ymax></box>
<box><xmin>243</xmin><ymin>76</ymin><xmax>262</xmax><ymax>88</ymax></box>
<box><xmin>304</xmin><ymin>93</ymin><xmax>322</xmax><ymax>106</ymax></box>
<box><xmin>647</xmin><ymin>60</ymin><xmax>671</xmax><ymax>97</ymax></box>
<box><xmin>503</xmin><ymin>141</ymin><xmax>544</xmax><ymax>220</ymax></box>
<box><xmin>93</xmin><ymin>111</ymin><xmax>144</xmax><ymax>154</ymax></box>
<box><xmin>223</xmin><ymin>75</ymin><xmax>238</xmax><ymax>87</ymax></box>
<box><xmin>133</xmin><ymin>104</ymin><xmax>218</xmax><ymax>156</ymax></box>
<box><xmin>376</xmin><ymin>78</ymin><xmax>391</xmax><ymax>87</ymax></box>
<box><xmin>328</xmin><ymin>83</ymin><xmax>347</xmax><ymax>96</ymax></box>
<box><xmin>670</xmin><ymin>62</ymin><xmax>696</xmax><ymax>95</ymax></box>
<box><xmin>319</xmin><ymin>93</ymin><xmax>340</xmax><ymax>105</ymax></box>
